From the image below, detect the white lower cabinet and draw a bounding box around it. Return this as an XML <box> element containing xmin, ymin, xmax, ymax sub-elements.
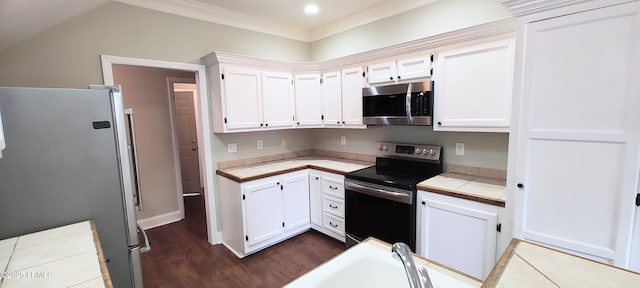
<box><xmin>309</xmin><ymin>170</ymin><xmax>346</xmax><ymax>241</ymax></box>
<box><xmin>218</xmin><ymin>170</ymin><xmax>310</xmax><ymax>257</ymax></box>
<box><xmin>417</xmin><ymin>190</ymin><xmax>501</xmax><ymax>280</ymax></box>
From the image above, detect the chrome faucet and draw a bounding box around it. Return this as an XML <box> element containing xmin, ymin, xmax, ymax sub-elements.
<box><xmin>392</xmin><ymin>242</ymin><xmax>434</xmax><ymax>288</ymax></box>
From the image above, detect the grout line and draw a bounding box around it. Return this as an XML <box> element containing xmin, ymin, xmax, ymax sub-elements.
<box><xmin>515</xmin><ymin>253</ymin><xmax>561</xmax><ymax>288</ymax></box>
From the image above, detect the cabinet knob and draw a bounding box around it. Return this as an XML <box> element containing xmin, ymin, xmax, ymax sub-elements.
<box><xmin>297</xmin><ymin>122</ymin><xmax>300</xmax><ymax>125</ymax></box>
<box><xmin>389</xmin><ymin>76</ymin><xmax>394</xmax><ymax>80</ymax></box>
<box><xmin>517</xmin><ymin>183</ymin><xmax>524</xmax><ymax>189</ymax></box>
<box><xmin>265</xmin><ymin>123</ymin><xmax>269</xmax><ymax>127</ymax></box>
<box><xmin>397</xmin><ymin>75</ymin><xmax>401</xmax><ymax>79</ymax></box>
<box><xmin>337</xmin><ymin>121</ymin><xmax>340</xmax><ymax>124</ymax></box>
<box><xmin>342</xmin><ymin>121</ymin><xmax>345</xmax><ymax>124</ymax></box>
<box><xmin>315</xmin><ymin>177</ymin><xmax>319</xmax><ymax>180</ymax></box>
<box><xmin>260</xmin><ymin>123</ymin><xmax>264</xmax><ymax>127</ymax></box>
<box><xmin>437</xmin><ymin>121</ymin><xmax>442</xmax><ymax>126</ymax></box>
<box><xmin>421</xmin><ymin>201</ymin><xmax>425</xmax><ymax>205</ymax></box>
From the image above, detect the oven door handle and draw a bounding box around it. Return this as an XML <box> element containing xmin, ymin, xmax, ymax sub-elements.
<box><xmin>345</xmin><ymin>181</ymin><xmax>412</xmax><ymax>204</ymax></box>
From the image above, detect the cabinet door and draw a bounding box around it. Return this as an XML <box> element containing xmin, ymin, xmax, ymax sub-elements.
<box><xmin>512</xmin><ymin>2</ymin><xmax>640</xmax><ymax>267</ymax></box>
<box><xmin>321</xmin><ymin>71</ymin><xmax>342</xmax><ymax>127</ymax></box>
<box><xmin>222</xmin><ymin>67</ymin><xmax>263</xmax><ymax>130</ymax></box>
<box><xmin>417</xmin><ymin>191</ymin><xmax>498</xmax><ymax>280</ymax></box>
<box><xmin>434</xmin><ymin>39</ymin><xmax>514</xmax><ymax>132</ymax></box>
<box><xmin>367</xmin><ymin>61</ymin><xmax>397</xmax><ymax>84</ymax></box>
<box><xmin>397</xmin><ymin>55</ymin><xmax>431</xmax><ymax>81</ymax></box>
<box><xmin>243</xmin><ymin>179</ymin><xmax>283</xmax><ymax>248</ymax></box>
<box><xmin>282</xmin><ymin>173</ymin><xmax>310</xmax><ymax>232</ymax></box>
<box><xmin>294</xmin><ymin>74</ymin><xmax>323</xmax><ymax>127</ymax></box>
<box><xmin>262</xmin><ymin>72</ymin><xmax>294</xmax><ymax>128</ymax></box>
<box><xmin>341</xmin><ymin>67</ymin><xmax>365</xmax><ymax>126</ymax></box>
<box><xmin>309</xmin><ymin>173</ymin><xmax>322</xmax><ymax>226</ymax></box>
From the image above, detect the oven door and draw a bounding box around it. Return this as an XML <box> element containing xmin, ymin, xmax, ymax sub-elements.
<box><xmin>344</xmin><ymin>179</ymin><xmax>416</xmax><ymax>251</ymax></box>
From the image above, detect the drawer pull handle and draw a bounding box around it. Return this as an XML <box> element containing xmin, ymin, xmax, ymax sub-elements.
<box><xmin>329</xmin><ymin>222</ymin><xmax>338</xmax><ymax>228</ymax></box>
<box><xmin>329</xmin><ymin>185</ymin><xmax>338</xmax><ymax>190</ymax></box>
<box><xmin>329</xmin><ymin>204</ymin><xmax>338</xmax><ymax>209</ymax></box>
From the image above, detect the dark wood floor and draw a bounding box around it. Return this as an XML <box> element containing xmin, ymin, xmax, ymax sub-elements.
<box><xmin>141</xmin><ymin>195</ymin><xmax>346</xmax><ymax>287</ymax></box>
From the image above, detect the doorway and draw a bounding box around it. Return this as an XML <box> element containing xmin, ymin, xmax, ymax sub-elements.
<box><xmin>101</xmin><ymin>55</ymin><xmax>221</xmax><ymax>245</ymax></box>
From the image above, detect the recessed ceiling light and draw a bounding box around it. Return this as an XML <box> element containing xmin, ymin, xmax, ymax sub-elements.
<box><xmin>304</xmin><ymin>4</ymin><xmax>319</xmax><ymax>14</ymax></box>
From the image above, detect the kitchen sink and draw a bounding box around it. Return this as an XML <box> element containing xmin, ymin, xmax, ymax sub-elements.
<box><xmin>285</xmin><ymin>239</ymin><xmax>481</xmax><ymax>288</ymax></box>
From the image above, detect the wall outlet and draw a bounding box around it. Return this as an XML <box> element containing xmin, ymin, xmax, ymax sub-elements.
<box><xmin>281</xmin><ymin>137</ymin><xmax>287</xmax><ymax>146</ymax></box>
<box><xmin>227</xmin><ymin>143</ymin><xmax>237</xmax><ymax>153</ymax></box>
<box><xmin>257</xmin><ymin>140</ymin><xmax>263</xmax><ymax>150</ymax></box>
<box><xmin>340</xmin><ymin>136</ymin><xmax>346</xmax><ymax>146</ymax></box>
<box><xmin>455</xmin><ymin>143</ymin><xmax>465</xmax><ymax>156</ymax></box>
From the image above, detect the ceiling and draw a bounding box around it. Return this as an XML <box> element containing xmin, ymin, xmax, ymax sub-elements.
<box><xmin>0</xmin><ymin>0</ymin><xmax>439</xmax><ymax>51</ymax></box>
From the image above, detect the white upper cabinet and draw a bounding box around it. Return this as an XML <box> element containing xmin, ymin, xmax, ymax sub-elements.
<box><xmin>294</xmin><ymin>74</ymin><xmax>323</xmax><ymax>127</ymax></box>
<box><xmin>261</xmin><ymin>72</ymin><xmax>295</xmax><ymax>128</ymax></box>
<box><xmin>433</xmin><ymin>38</ymin><xmax>515</xmax><ymax>132</ymax></box>
<box><xmin>321</xmin><ymin>67</ymin><xmax>366</xmax><ymax>128</ymax></box>
<box><xmin>221</xmin><ymin>67</ymin><xmax>263</xmax><ymax>130</ymax></box>
<box><xmin>367</xmin><ymin>55</ymin><xmax>432</xmax><ymax>84</ymax></box>
<box><xmin>510</xmin><ymin>1</ymin><xmax>640</xmax><ymax>270</ymax></box>
<box><xmin>209</xmin><ymin>65</ymin><xmax>294</xmax><ymax>133</ymax></box>
<box><xmin>321</xmin><ymin>71</ymin><xmax>342</xmax><ymax>127</ymax></box>
<box><xmin>341</xmin><ymin>67</ymin><xmax>366</xmax><ymax>127</ymax></box>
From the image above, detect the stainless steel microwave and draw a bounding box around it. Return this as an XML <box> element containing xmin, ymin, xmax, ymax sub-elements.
<box><xmin>362</xmin><ymin>81</ymin><xmax>433</xmax><ymax>126</ymax></box>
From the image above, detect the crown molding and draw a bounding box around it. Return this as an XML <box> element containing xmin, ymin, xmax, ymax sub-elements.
<box><xmin>501</xmin><ymin>0</ymin><xmax>595</xmax><ymax>16</ymax></box>
<box><xmin>113</xmin><ymin>0</ymin><xmax>310</xmax><ymax>41</ymax></box>
<box><xmin>203</xmin><ymin>17</ymin><xmax>515</xmax><ymax>71</ymax></box>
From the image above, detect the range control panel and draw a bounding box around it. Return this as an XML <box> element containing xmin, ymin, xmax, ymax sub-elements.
<box><xmin>375</xmin><ymin>142</ymin><xmax>442</xmax><ymax>162</ymax></box>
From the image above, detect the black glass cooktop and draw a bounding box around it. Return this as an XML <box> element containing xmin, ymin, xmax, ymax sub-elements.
<box><xmin>345</xmin><ymin>156</ymin><xmax>443</xmax><ymax>191</ymax></box>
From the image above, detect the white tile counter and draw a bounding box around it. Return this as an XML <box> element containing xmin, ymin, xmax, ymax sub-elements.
<box><xmin>418</xmin><ymin>172</ymin><xmax>506</xmax><ymax>207</ymax></box>
<box><xmin>0</xmin><ymin>221</ymin><xmax>112</xmax><ymax>288</ymax></box>
<box><xmin>216</xmin><ymin>156</ymin><xmax>373</xmax><ymax>182</ymax></box>
<box><xmin>483</xmin><ymin>239</ymin><xmax>640</xmax><ymax>287</ymax></box>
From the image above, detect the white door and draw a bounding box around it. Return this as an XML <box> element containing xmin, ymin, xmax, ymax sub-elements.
<box><xmin>294</xmin><ymin>74</ymin><xmax>322</xmax><ymax>127</ymax></box>
<box><xmin>321</xmin><ymin>71</ymin><xmax>342</xmax><ymax>127</ymax></box>
<box><xmin>341</xmin><ymin>67</ymin><xmax>365</xmax><ymax>126</ymax></box>
<box><xmin>282</xmin><ymin>173</ymin><xmax>310</xmax><ymax>232</ymax></box>
<box><xmin>222</xmin><ymin>67</ymin><xmax>262</xmax><ymax>130</ymax></box>
<box><xmin>244</xmin><ymin>179</ymin><xmax>283</xmax><ymax>247</ymax></box>
<box><xmin>367</xmin><ymin>61</ymin><xmax>397</xmax><ymax>84</ymax></box>
<box><xmin>418</xmin><ymin>191</ymin><xmax>498</xmax><ymax>279</ymax></box>
<box><xmin>174</xmin><ymin>91</ymin><xmax>201</xmax><ymax>194</ymax></box>
<box><xmin>512</xmin><ymin>2</ymin><xmax>640</xmax><ymax>267</ymax></box>
<box><xmin>397</xmin><ymin>55</ymin><xmax>431</xmax><ymax>81</ymax></box>
<box><xmin>262</xmin><ymin>72</ymin><xmax>294</xmax><ymax>128</ymax></box>
<box><xmin>309</xmin><ymin>173</ymin><xmax>322</xmax><ymax>226</ymax></box>
<box><xmin>434</xmin><ymin>39</ymin><xmax>514</xmax><ymax>132</ymax></box>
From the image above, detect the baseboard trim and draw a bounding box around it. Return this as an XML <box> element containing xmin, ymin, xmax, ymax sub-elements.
<box><xmin>137</xmin><ymin>210</ymin><xmax>183</xmax><ymax>230</ymax></box>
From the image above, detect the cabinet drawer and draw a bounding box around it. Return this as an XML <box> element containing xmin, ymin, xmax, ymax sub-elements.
<box><xmin>322</xmin><ymin>177</ymin><xmax>344</xmax><ymax>199</ymax></box>
<box><xmin>322</xmin><ymin>195</ymin><xmax>344</xmax><ymax>218</ymax></box>
<box><xmin>322</xmin><ymin>212</ymin><xmax>345</xmax><ymax>236</ymax></box>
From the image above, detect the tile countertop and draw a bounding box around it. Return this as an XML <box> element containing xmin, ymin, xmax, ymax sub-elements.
<box><xmin>482</xmin><ymin>238</ymin><xmax>640</xmax><ymax>287</ymax></box>
<box><xmin>216</xmin><ymin>156</ymin><xmax>374</xmax><ymax>182</ymax></box>
<box><xmin>418</xmin><ymin>173</ymin><xmax>507</xmax><ymax>207</ymax></box>
<box><xmin>0</xmin><ymin>220</ymin><xmax>112</xmax><ymax>288</ymax></box>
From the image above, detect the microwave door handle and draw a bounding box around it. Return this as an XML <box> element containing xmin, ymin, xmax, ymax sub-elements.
<box><xmin>405</xmin><ymin>83</ymin><xmax>413</xmax><ymax>124</ymax></box>
<box><xmin>125</xmin><ymin>108</ymin><xmax>144</xmax><ymax>211</ymax></box>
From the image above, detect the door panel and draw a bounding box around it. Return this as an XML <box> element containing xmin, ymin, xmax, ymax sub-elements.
<box><xmin>244</xmin><ymin>180</ymin><xmax>283</xmax><ymax>247</ymax></box>
<box><xmin>262</xmin><ymin>72</ymin><xmax>294</xmax><ymax>128</ymax></box>
<box><xmin>174</xmin><ymin>91</ymin><xmax>201</xmax><ymax>194</ymax></box>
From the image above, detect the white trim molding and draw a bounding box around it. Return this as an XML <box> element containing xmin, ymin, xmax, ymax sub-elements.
<box><xmin>101</xmin><ymin>54</ymin><xmax>222</xmax><ymax>245</ymax></box>
<box><xmin>137</xmin><ymin>210</ymin><xmax>182</xmax><ymax>230</ymax></box>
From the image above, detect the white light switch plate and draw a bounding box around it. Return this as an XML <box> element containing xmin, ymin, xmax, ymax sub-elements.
<box><xmin>257</xmin><ymin>140</ymin><xmax>263</xmax><ymax>150</ymax></box>
<box><xmin>227</xmin><ymin>143</ymin><xmax>237</xmax><ymax>153</ymax></box>
<box><xmin>455</xmin><ymin>143</ymin><xmax>464</xmax><ymax>156</ymax></box>
<box><xmin>340</xmin><ymin>136</ymin><xmax>346</xmax><ymax>146</ymax></box>
<box><xmin>281</xmin><ymin>137</ymin><xmax>287</xmax><ymax>146</ymax></box>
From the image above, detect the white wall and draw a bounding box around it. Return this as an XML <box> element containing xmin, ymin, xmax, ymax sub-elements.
<box><xmin>310</xmin><ymin>0</ymin><xmax>511</xmax><ymax>61</ymax></box>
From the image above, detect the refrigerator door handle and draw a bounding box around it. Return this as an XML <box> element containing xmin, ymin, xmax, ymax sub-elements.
<box><xmin>125</xmin><ymin>108</ymin><xmax>144</xmax><ymax>211</ymax></box>
<box><xmin>0</xmin><ymin>110</ymin><xmax>5</xmax><ymax>159</ymax></box>
<box><xmin>137</xmin><ymin>224</ymin><xmax>151</xmax><ymax>253</ymax></box>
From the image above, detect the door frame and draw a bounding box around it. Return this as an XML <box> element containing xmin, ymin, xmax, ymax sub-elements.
<box><xmin>101</xmin><ymin>55</ymin><xmax>221</xmax><ymax>245</ymax></box>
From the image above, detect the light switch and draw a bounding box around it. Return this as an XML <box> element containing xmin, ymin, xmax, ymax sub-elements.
<box><xmin>257</xmin><ymin>140</ymin><xmax>263</xmax><ymax>150</ymax></box>
<box><xmin>281</xmin><ymin>137</ymin><xmax>287</xmax><ymax>147</ymax></box>
<box><xmin>340</xmin><ymin>136</ymin><xmax>346</xmax><ymax>146</ymax></box>
<box><xmin>227</xmin><ymin>143</ymin><xmax>237</xmax><ymax>153</ymax></box>
<box><xmin>455</xmin><ymin>143</ymin><xmax>464</xmax><ymax>156</ymax></box>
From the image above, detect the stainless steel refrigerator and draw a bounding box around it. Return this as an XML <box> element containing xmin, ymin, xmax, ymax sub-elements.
<box><xmin>0</xmin><ymin>86</ymin><xmax>150</xmax><ymax>288</ymax></box>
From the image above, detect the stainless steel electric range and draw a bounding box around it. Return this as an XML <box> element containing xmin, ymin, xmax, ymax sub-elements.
<box><xmin>344</xmin><ymin>142</ymin><xmax>443</xmax><ymax>251</ymax></box>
